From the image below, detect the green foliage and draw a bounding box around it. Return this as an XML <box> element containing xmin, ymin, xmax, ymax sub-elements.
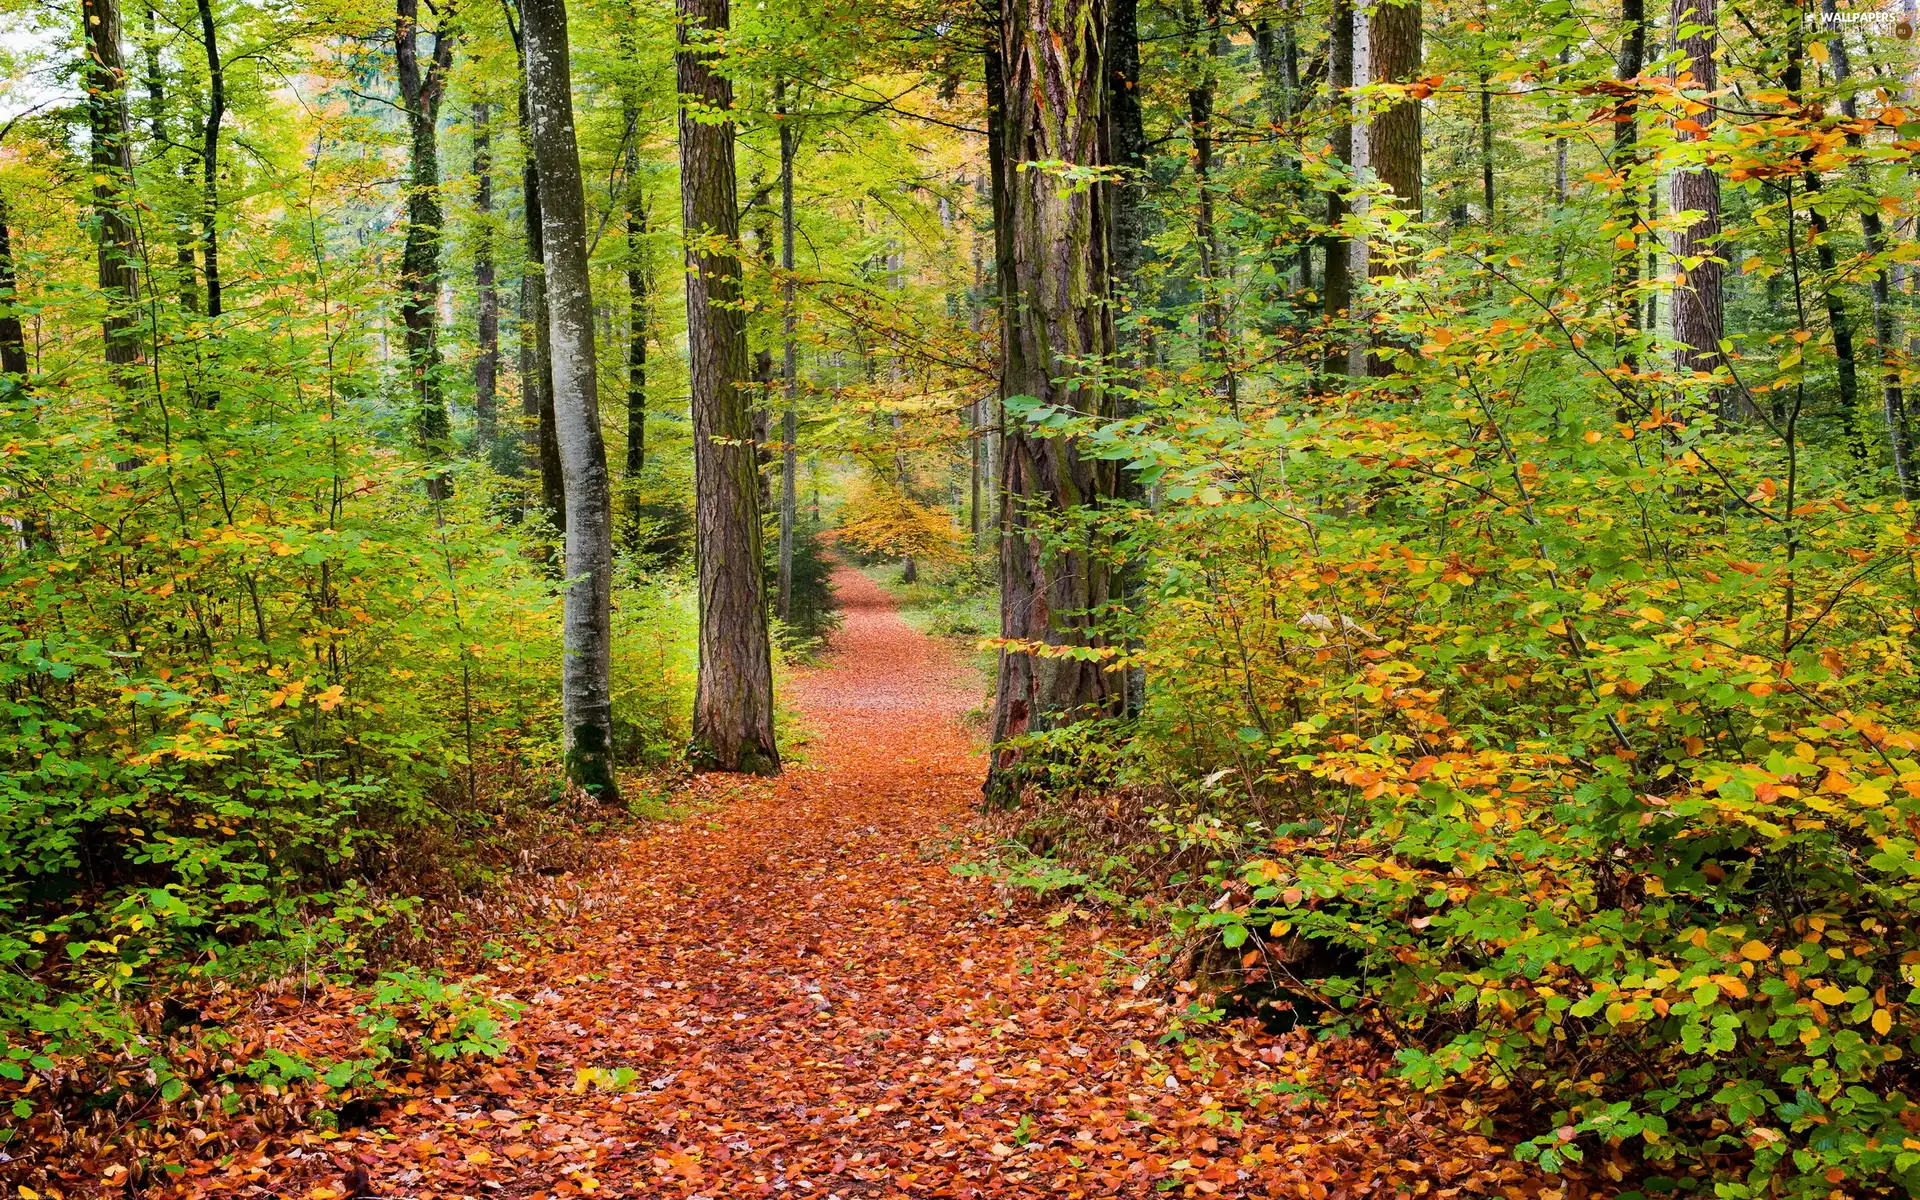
<box><xmin>356</xmin><ymin>967</ymin><xmax>522</xmax><ymax>1065</ymax></box>
<box><xmin>765</xmin><ymin>518</ymin><xmax>843</xmax><ymax>649</ymax></box>
<box><xmin>995</xmin><ymin>320</ymin><xmax>1920</xmax><ymax>1194</ymax></box>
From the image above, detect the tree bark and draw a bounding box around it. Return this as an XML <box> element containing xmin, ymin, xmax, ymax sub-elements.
<box><xmin>1613</xmin><ymin>0</ymin><xmax>1645</xmax><ymax>373</ymax></box>
<box><xmin>625</xmin><ymin>132</ymin><xmax>649</xmax><ymax>479</ymax></box>
<box><xmin>508</xmin><ymin>6</ymin><xmax>566</xmax><ymax>526</ymax></box>
<box><xmin>195</xmin><ymin>0</ymin><xmax>224</xmax><ymax>319</ymax></box>
<box><xmin>1479</xmin><ymin>68</ymin><xmax>1493</xmax><ymax>219</ymax></box>
<box><xmin>82</xmin><ymin>0</ymin><xmax>143</xmax><ymax>401</ymax></box>
<box><xmin>986</xmin><ymin>0</ymin><xmax>1121</xmax><ymax>806</ymax></box>
<box><xmin>1324</xmin><ymin>0</ymin><xmax>1353</xmax><ymax>368</ymax></box>
<box><xmin>679</xmin><ymin>0</ymin><xmax>780</xmax><ymax>775</ymax></box>
<box><xmin>0</xmin><ymin>193</ymin><xmax>29</xmax><ymax>383</ymax></box>
<box><xmin>522</xmin><ymin>0</ymin><xmax>619</xmax><ymax>799</ymax></box>
<box><xmin>1782</xmin><ymin>16</ymin><xmax>1866</xmax><ymax>463</ymax></box>
<box><xmin>1108</xmin><ymin>0</ymin><xmax>1149</xmax><ymax>299</ymax></box>
<box><xmin>1187</xmin><ymin>0</ymin><xmax>1233</xmax><ymax>404</ymax></box>
<box><xmin>396</xmin><ymin>0</ymin><xmax>458</xmax><ymax>466</ymax></box>
<box><xmin>1820</xmin><ymin>0</ymin><xmax>1913</xmax><ymax>490</ymax></box>
<box><xmin>1369</xmin><ymin>0</ymin><xmax>1421</xmax><ymax>219</ymax></box>
<box><xmin>1365</xmin><ymin>0</ymin><xmax>1419</xmax><ymax>377</ymax></box>
<box><xmin>777</xmin><ymin>87</ymin><xmax>799</xmax><ymax>623</ymax></box>
<box><xmin>1669</xmin><ymin>0</ymin><xmax>1724</xmax><ymax>408</ymax></box>
<box><xmin>474</xmin><ymin>100</ymin><xmax>500</xmax><ymax>446</ymax></box>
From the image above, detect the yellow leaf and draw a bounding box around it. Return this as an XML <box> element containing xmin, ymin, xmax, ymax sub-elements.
<box><xmin>1814</xmin><ymin>985</ymin><xmax>1847</xmax><ymax>1004</ymax></box>
<box><xmin>1873</xmin><ymin>1008</ymin><xmax>1893</xmax><ymax>1035</ymax></box>
<box><xmin>21</xmin><ymin>1187</ymin><xmax>42</xmax><ymax>1200</ymax></box>
<box><xmin>466</xmin><ymin>1149</ymin><xmax>493</xmax><ymax>1165</ymax></box>
<box><xmin>1740</xmin><ymin>940</ymin><xmax>1772</xmax><ymax>961</ymax></box>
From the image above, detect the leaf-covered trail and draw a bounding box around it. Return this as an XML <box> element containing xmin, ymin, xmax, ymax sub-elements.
<box><xmin>246</xmin><ymin>566</ymin><xmax>1530</xmax><ymax>1199</ymax></box>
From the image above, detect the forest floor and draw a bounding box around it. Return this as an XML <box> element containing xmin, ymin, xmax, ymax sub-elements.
<box><xmin>129</xmin><ymin>566</ymin><xmax>1541</xmax><ymax>1200</ymax></box>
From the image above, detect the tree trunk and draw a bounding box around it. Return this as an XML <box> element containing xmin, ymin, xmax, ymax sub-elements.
<box><xmin>1479</xmin><ymin>68</ymin><xmax>1493</xmax><ymax>219</ymax></box>
<box><xmin>777</xmin><ymin>87</ymin><xmax>799</xmax><ymax>622</ymax></box>
<box><xmin>679</xmin><ymin>0</ymin><xmax>780</xmax><ymax>776</ymax></box>
<box><xmin>396</xmin><ymin>0</ymin><xmax>457</xmax><ymax>468</ymax></box>
<box><xmin>0</xmin><ymin>193</ymin><xmax>29</xmax><ymax>383</ymax></box>
<box><xmin>509</xmin><ymin>13</ymin><xmax>566</xmax><ymax>527</ymax></box>
<box><xmin>1554</xmin><ymin>45</ymin><xmax>1569</xmax><ymax>207</ymax></box>
<box><xmin>1782</xmin><ymin>16</ymin><xmax>1866</xmax><ymax>464</ymax></box>
<box><xmin>1365</xmin><ymin>0</ymin><xmax>1419</xmax><ymax>377</ymax></box>
<box><xmin>474</xmin><ymin>100</ymin><xmax>500</xmax><ymax>447</ymax></box>
<box><xmin>1108</xmin><ymin>0</ymin><xmax>1149</xmax><ymax>299</ymax></box>
<box><xmin>195</xmin><ymin>0</ymin><xmax>224</xmax><ymax>319</ymax></box>
<box><xmin>626</xmin><ymin>140</ymin><xmax>649</xmax><ymax>479</ymax></box>
<box><xmin>1187</xmin><ymin>0</ymin><xmax>1233</xmax><ymax>404</ymax></box>
<box><xmin>986</xmin><ymin>0</ymin><xmax>1121</xmax><ymax>806</ymax></box>
<box><xmin>1324</xmin><ymin>0</ymin><xmax>1353</xmax><ymax>369</ymax></box>
<box><xmin>1613</xmin><ymin>0</ymin><xmax>1645</xmax><ymax>373</ymax></box>
<box><xmin>82</xmin><ymin>0</ymin><xmax>143</xmax><ymax>403</ymax></box>
<box><xmin>1821</xmin><ymin>0</ymin><xmax>1913</xmax><ymax>490</ymax></box>
<box><xmin>1669</xmin><ymin>0</ymin><xmax>1723</xmax><ymax>412</ymax></box>
<box><xmin>1369</xmin><ymin>0</ymin><xmax>1421</xmax><ymax>220</ymax></box>
<box><xmin>522</xmin><ymin>0</ymin><xmax>619</xmax><ymax>799</ymax></box>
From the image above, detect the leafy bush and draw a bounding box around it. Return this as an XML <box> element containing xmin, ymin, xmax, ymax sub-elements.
<box><xmin>985</xmin><ymin>330</ymin><xmax>1920</xmax><ymax>1194</ymax></box>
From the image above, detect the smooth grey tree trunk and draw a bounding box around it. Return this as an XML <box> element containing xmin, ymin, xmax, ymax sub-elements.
<box><xmin>680</xmin><ymin>0</ymin><xmax>780</xmax><ymax>775</ymax></box>
<box><xmin>522</xmin><ymin>0</ymin><xmax>619</xmax><ymax>799</ymax></box>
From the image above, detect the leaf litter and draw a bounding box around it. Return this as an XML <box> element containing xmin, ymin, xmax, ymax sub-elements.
<box><xmin>33</xmin><ymin>566</ymin><xmax>1543</xmax><ymax>1199</ymax></box>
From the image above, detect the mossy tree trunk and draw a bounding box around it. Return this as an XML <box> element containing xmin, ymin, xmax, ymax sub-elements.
<box><xmin>522</xmin><ymin>0</ymin><xmax>619</xmax><ymax>799</ymax></box>
<box><xmin>395</xmin><ymin>0</ymin><xmax>457</xmax><ymax>474</ymax></box>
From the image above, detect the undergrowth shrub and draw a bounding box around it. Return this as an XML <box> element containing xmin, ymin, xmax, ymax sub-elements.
<box><xmin>983</xmin><ymin>335</ymin><xmax>1920</xmax><ymax>1195</ymax></box>
<box><xmin>0</xmin><ymin>371</ymin><xmax>699</xmax><ymax>1151</ymax></box>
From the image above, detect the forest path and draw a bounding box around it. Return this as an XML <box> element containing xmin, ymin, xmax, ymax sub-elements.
<box><xmin>259</xmin><ymin>566</ymin><xmax>1521</xmax><ymax>1200</ymax></box>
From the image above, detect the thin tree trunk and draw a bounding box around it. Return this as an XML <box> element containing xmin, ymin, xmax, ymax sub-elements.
<box><xmin>1821</xmin><ymin>0</ymin><xmax>1913</xmax><ymax>491</ymax></box>
<box><xmin>969</xmin><ymin>218</ymin><xmax>985</xmax><ymax>540</ymax></box>
<box><xmin>474</xmin><ymin>100</ymin><xmax>500</xmax><ymax>446</ymax></box>
<box><xmin>140</xmin><ymin>4</ymin><xmax>197</xmax><ymax>316</ymax></box>
<box><xmin>625</xmin><ymin>131</ymin><xmax>648</xmax><ymax>479</ymax></box>
<box><xmin>777</xmin><ymin>85</ymin><xmax>798</xmax><ymax>623</ymax></box>
<box><xmin>680</xmin><ymin>0</ymin><xmax>779</xmax><ymax>775</ymax></box>
<box><xmin>195</xmin><ymin>0</ymin><xmax>224</xmax><ymax>319</ymax></box>
<box><xmin>1324</xmin><ymin>0</ymin><xmax>1353</xmax><ymax>369</ymax></box>
<box><xmin>1187</xmin><ymin>0</ymin><xmax>1233</xmax><ymax>404</ymax></box>
<box><xmin>1669</xmin><ymin>0</ymin><xmax>1723</xmax><ymax>413</ymax></box>
<box><xmin>521</xmin><ymin>0</ymin><xmax>618</xmax><ymax>798</ymax></box>
<box><xmin>1782</xmin><ymin>14</ymin><xmax>1866</xmax><ymax>464</ymax></box>
<box><xmin>1555</xmin><ymin>46</ymin><xmax>1569</xmax><ymax>206</ymax></box>
<box><xmin>396</xmin><ymin>0</ymin><xmax>457</xmax><ymax>471</ymax></box>
<box><xmin>986</xmin><ymin>0</ymin><xmax>1121</xmax><ymax>806</ymax></box>
<box><xmin>82</xmin><ymin>0</ymin><xmax>143</xmax><ymax>407</ymax></box>
<box><xmin>1613</xmin><ymin>0</ymin><xmax>1645</xmax><ymax>374</ymax></box>
<box><xmin>0</xmin><ymin>193</ymin><xmax>29</xmax><ymax>383</ymax></box>
<box><xmin>1479</xmin><ymin>68</ymin><xmax>1494</xmax><ymax>219</ymax></box>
